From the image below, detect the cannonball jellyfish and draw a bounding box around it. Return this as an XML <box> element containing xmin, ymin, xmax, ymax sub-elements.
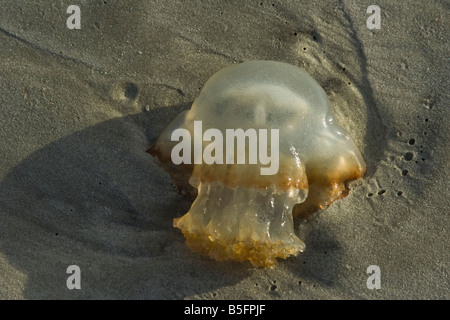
<box><xmin>148</xmin><ymin>60</ymin><xmax>366</xmax><ymax>267</ymax></box>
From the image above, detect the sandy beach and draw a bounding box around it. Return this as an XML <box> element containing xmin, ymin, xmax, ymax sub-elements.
<box><xmin>0</xmin><ymin>0</ymin><xmax>448</xmax><ymax>299</ymax></box>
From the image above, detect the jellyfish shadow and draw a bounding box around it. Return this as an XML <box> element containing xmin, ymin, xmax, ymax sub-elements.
<box><xmin>0</xmin><ymin>103</ymin><xmax>251</xmax><ymax>299</ymax></box>
<box><xmin>279</xmin><ymin>217</ymin><xmax>343</xmax><ymax>292</ymax></box>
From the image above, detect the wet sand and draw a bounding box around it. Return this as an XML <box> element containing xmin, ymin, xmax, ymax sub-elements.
<box><xmin>0</xmin><ymin>0</ymin><xmax>448</xmax><ymax>299</ymax></box>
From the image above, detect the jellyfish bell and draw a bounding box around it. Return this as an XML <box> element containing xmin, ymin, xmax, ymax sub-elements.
<box><xmin>148</xmin><ymin>60</ymin><xmax>366</xmax><ymax>267</ymax></box>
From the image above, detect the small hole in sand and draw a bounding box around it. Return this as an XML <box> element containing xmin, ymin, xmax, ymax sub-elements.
<box><xmin>124</xmin><ymin>83</ymin><xmax>139</xmax><ymax>100</ymax></box>
<box><xmin>402</xmin><ymin>170</ymin><xmax>408</xmax><ymax>176</ymax></box>
<box><xmin>397</xmin><ymin>191</ymin><xmax>403</xmax><ymax>196</ymax></box>
<box><xmin>367</xmin><ymin>192</ymin><xmax>373</xmax><ymax>197</ymax></box>
<box><xmin>404</xmin><ymin>152</ymin><xmax>414</xmax><ymax>161</ymax></box>
<box><xmin>408</xmin><ymin>138</ymin><xmax>415</xmax><ymax>145</ymax></box>
<box><xmin>378</xmin><ymin>190</ymin><xmax>386</xmax><ymax>195</ymax></box>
